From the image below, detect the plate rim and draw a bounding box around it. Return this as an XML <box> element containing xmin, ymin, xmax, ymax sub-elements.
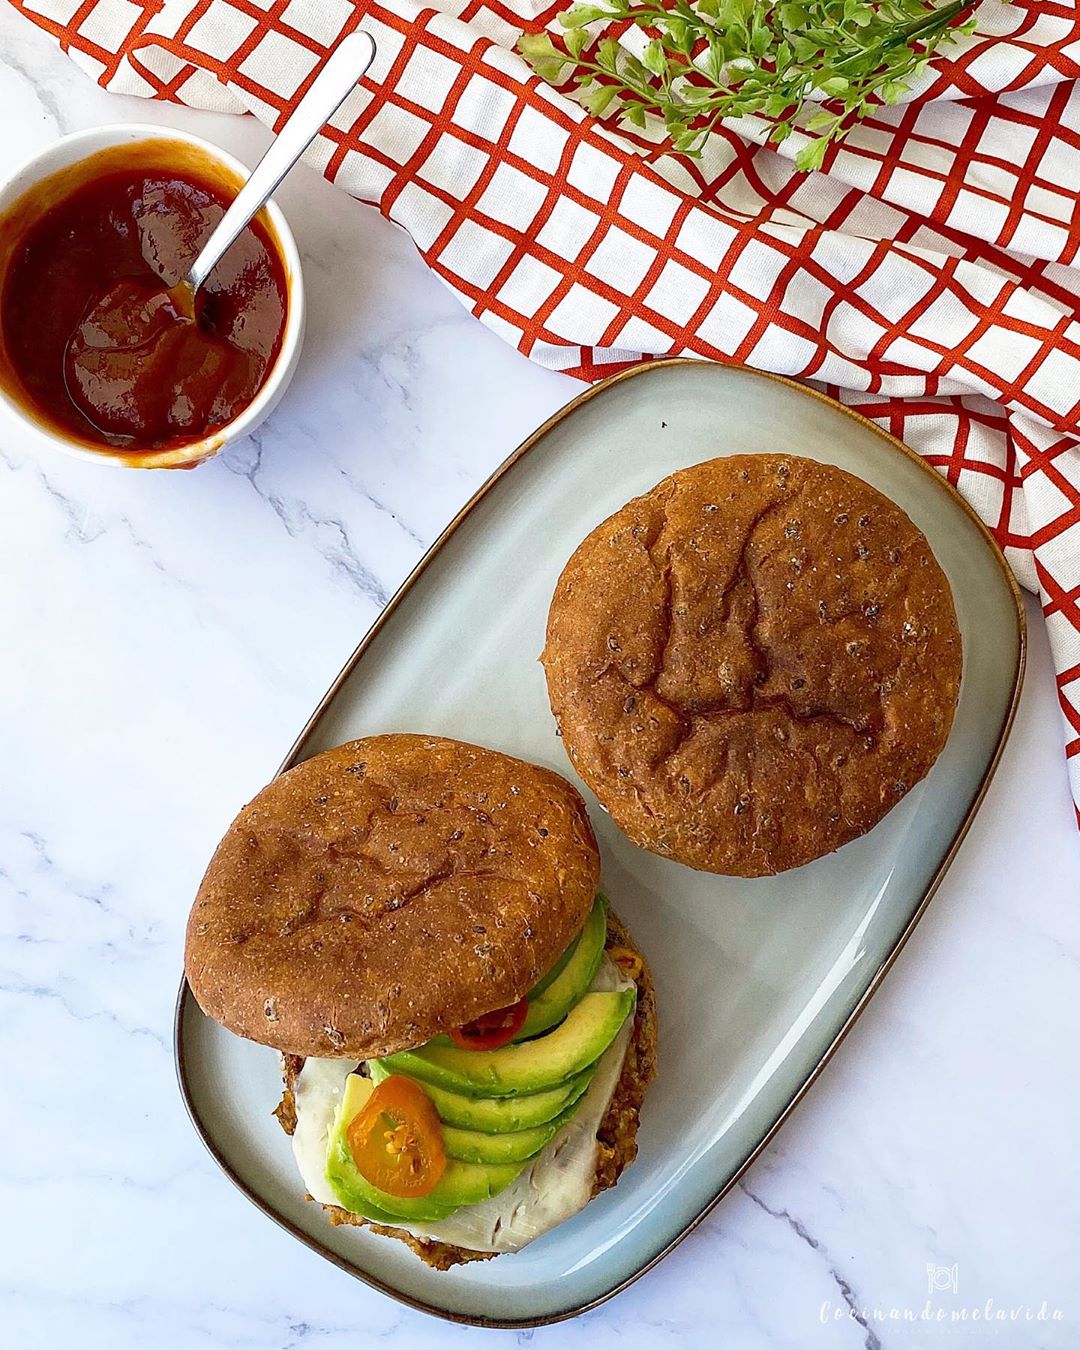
<box><xmin>174</xmin><ymin>359</ymin><xmax>1027</xmax><ymax>1330</ymax></box>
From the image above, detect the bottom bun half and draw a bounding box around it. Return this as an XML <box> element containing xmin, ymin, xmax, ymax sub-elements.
<box><xmin>275</xmin><ymin>907</ymin><xmax>657</xmax><ymax>1269</ymax></box>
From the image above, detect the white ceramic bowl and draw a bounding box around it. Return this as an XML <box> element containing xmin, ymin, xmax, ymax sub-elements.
<box><xmin>0</xmin><ymin>123</ymin><xmax>305</xmax><ymax>469</ymax></box>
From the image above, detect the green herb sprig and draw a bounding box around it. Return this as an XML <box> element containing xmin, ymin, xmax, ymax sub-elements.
<box><xmin>518</xmin><ymin>0</ymin><xmax>980</xmax><ymax>171</ymax></box>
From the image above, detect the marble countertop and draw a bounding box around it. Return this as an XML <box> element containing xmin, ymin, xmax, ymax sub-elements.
<box><xmin>3</xmin><ymin>14</ymin><xmax>1079</xmax><ymax>1349</ymax></box>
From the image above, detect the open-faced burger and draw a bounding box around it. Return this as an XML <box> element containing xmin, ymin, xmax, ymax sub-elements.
<box><xmin>184</xmin><ymin>734</ymin><xmax>656</xmax><ymax>1267</ymax></box>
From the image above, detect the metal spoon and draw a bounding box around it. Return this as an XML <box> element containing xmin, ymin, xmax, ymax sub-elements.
<box><xmin>169</xmin><ymin>29</ymin><xmax>377</xmax><ymax>319</ymax></box>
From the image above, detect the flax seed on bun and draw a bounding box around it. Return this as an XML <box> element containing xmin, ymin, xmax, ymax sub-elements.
<box><xmin>184</xmin><ymin>734</ymin><xmax>600</xmax><ymax>1059</ymax></box>
<box><xmin>542</xmin><ymin>454</ymin><xmax>962</xmax><ymax>877</ymax></box>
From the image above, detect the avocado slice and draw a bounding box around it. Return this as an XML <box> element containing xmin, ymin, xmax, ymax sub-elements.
<box><xmin>441</xmin><ymin>1091</ymin><xmax>589</xmax><ymax>1164</ymax></box>
<box><xmin>380</xmin><ymin>990</ymin><xmax>635</xmax><ymax>1098</ymax></box>
<box><xmin>527</xmin><ymin>913</ymin><xmax>584</xmax><ymax>999</ymax></box>
<box><xmin>323</xmin><ymin>1075</ymin><xmax>524</xmax><ymax>1221</ymax></box>
<box><xmin>326</xmin><ymin>1131</ymin><xmax>524</xmax><ymax>1222</ymax></box>
<box><xmin>334</xmin><ymin>1188</ymin><xmax>433</xmax><ymax>1227</ymax></box>
<box><xmin>516</xmin><ymin>895</ymin><xmax>607</xmax><ymax>1040</ymax></box>
<box><xmin>368</xmin><ymin>1061</ymin><xmax>594</xmax><ymax>1133</ymax></box>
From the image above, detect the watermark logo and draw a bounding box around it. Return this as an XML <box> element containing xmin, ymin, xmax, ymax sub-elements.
<box><xmin>928</xmin><ymin>1263</ymin><xmax>959</xmax><ymax>1295</ymax></box>
<box><xmin>819</xmin><ymin>1261</ymin><xmax>1065</xmax><ymax>1333</ymax></box>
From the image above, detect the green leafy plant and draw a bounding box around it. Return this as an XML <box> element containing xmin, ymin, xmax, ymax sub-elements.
<box><xmin>518</xmin><ymin>0</ymin><xmax>981</xmax><ymax>171</ymax></box>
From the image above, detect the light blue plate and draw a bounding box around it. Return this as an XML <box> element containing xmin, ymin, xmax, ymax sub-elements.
<box><xmin>176</xmin><ymin>361</ymin><xmax>1024</xmax><ymax>1327</ymax></box>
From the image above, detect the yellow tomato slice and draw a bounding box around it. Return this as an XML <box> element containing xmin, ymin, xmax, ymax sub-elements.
<box><xmin>346</xmin><ymin>1075</ymin><xmax>446</xmax><ymax>1198</ymax></box>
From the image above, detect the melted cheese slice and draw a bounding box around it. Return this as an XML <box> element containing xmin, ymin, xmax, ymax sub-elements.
<box><xmin>291</xmin><ymin>956</ymin><xmax>635</xmax><ymax>1254</ymax></box>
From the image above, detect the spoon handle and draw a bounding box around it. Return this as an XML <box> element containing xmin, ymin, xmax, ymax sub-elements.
<box><xmin>186</xmin><ymin>30</ymin><xmax>377</xmax><ymax>295</ymax></box>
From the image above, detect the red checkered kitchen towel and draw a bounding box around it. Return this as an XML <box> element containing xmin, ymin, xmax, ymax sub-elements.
<box><xmin>8</xmin><ymin>0</ymin><xmax>1080</xmax><ymax>820</ymax></box>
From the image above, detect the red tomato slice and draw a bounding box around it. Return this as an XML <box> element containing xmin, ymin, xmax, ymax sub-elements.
<box><xmin>450</xmin><ymin>996</ymin><xmax>529</xmax><ymax>1050</ymax></box>
<box><xmin>346</xmin><ymin>1075</ymin><xmax>446</xmax><ymax>1198</ymax></box>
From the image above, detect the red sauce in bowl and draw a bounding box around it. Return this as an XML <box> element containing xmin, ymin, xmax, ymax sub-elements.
<box><xmin>0</xmin><ymin>155</ymin><xmax>288</xmax><ymax>452</ymax></box>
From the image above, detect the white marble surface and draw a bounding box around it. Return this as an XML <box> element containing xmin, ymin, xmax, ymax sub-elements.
<box><xmin>2</xmin><ymin>14</ymin><xmax>1079</xmax><ymax>1348</ymax></box>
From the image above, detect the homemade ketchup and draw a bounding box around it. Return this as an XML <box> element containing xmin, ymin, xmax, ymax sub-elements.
<box><xmin>0</xmin><ymin>154</ymin><xmax>287</xmax><ymax>452</ymax></box>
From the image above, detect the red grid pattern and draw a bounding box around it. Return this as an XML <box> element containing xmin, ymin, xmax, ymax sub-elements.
<box><xmin>8</xmin><ymin>0</ymin><xmax>1080</xmax><ymax>822</ymax></box>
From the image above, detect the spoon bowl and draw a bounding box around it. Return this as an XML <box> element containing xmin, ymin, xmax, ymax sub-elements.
<box><xmin>167</xmin><ymin>279</ymin><xmax>198</xmax><ymax>322</ymax></box>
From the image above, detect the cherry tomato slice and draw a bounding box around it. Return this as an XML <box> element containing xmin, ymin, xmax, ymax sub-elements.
<box><xmin>450</xmin><ymin>996</ymin><xmax>529</xmax><ymax>1050</ymax></box>
<box><xmin>346</xmin><ymin>1075</ymin><xmax>446</xmax><ymax>1198</ymax></box>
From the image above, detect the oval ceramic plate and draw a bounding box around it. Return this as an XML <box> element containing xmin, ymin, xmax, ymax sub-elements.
<box><xmin>176</xmin><ymin>361</ymin><xmax>1024</xmax><ymax>1328</ymax></box>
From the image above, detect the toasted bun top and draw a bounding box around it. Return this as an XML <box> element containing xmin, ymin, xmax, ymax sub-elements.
<box><xmin>185</xmin><ymin>735</ymin><xmax>600</xmax><ymax>1058</ymax></box>
<box><xmin>542</xmin><ymin>454</ymin><xmax>962</xmax><ymax>877</ymax></box>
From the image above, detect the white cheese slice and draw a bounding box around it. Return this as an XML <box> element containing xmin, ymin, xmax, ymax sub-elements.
<box><xmin>290</xmin><ymin>955</ymin><xmax>635</xmax><ymax>1254</ymax></box>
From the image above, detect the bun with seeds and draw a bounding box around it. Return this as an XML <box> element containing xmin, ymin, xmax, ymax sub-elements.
<box><xmin>186</xmin><ymin>734</ymin><xmax>601</xmax><ymax>1060</ymax></box>
<box><xmin>541</xmin><ymin>454</ymin><xmax>962</xmax><ymax>877</ymax></box>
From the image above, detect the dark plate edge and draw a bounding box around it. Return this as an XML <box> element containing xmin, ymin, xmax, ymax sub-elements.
<box><xmin>174</xmin><ymin>359</ymin><xmax>1027</xmax><ymax>1330</ymax></box>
